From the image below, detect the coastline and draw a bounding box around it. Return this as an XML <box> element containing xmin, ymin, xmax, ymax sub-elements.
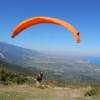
<box><xmin>81</xmin><ymin>56</ymin><xmax>100</xmax><ymax>65</ymax></box>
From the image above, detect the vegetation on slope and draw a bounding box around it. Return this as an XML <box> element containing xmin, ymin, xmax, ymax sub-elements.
<box><xmin>0</xmin><ymin>59</ymin><xmax>39</xmax><ymax>76</ymax></box>
<box><xmin>0</xmin><ymin>65</ymin><xmax>35</xmax><ymax>85</ymax></box>
<box><xmin>85</xmin><ymin>84</ymin><xmax>100</xmax><ymax>97</ymax></box>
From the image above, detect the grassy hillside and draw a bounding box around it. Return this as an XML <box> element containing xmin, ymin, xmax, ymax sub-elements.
<box><xmin>0</xmin><ymin>66</ymin><xmax>36</xmax><ymax>85</ymax></box>
<box><xmin>0</xmin><ymin>59</ymin><xmax>39</xmax><ymax>77</ymax></box>
<box><xmin>0</xmin><ymin>85</ymin><xmax>100</xmax><ymax>100</ymax></box>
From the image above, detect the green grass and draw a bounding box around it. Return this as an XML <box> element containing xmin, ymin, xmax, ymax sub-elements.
<box><xmin>0</xmin><ymin>85</ymin><xmax>100</xmax><ymax>100</ymax></box>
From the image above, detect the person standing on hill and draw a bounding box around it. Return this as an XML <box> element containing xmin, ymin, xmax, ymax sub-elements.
<box><xmin>37</xmin><ymin>72</ymin><xmax>43</xmax><ymax>84</ymax></box>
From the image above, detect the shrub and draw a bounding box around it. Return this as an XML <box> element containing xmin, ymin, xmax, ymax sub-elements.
<box><xmin>84</xmin><ymin>84</ymin><xmax>100</xmax><ymax>97</ymax></box>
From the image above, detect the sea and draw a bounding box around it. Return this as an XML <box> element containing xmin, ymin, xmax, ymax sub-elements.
<box><xmin>81</xmin><ymin>56</ymin><xmax>100</xmax><ymax>65</ymax></box>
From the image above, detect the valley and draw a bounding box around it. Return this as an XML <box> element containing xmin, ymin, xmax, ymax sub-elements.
<box><xmin>0</xmin><ymin>41</ymin><xmax>100</xmax><ymax>84</ymax></box>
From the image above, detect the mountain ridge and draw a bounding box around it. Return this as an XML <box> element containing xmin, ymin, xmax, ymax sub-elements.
<box><xmin>0</xmin><ymin>41</ymin><xmax>42</xmax><ymax>64</ymax></box>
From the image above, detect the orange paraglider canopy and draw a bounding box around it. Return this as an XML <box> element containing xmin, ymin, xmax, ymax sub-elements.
<box><xmin>11</xmin><ymin>16</ymin><xmax>80</xmax><ymax>43</ymax></box>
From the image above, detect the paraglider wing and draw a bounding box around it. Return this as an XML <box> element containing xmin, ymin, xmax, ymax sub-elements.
<box><xmin>11</xmin><ymin>16</ymin><xmax>80</xmax><ymax>43</ymax></box>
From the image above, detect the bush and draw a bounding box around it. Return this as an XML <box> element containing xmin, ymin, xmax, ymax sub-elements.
<box><xmin>38</xmin><ymin>85</ymin><xmax>48</xmax><ymax>89</ymax></box>
<box><xmin>84</xmin><ymin>89</ymin><xmax>99</xmax><ymax>96</ymax></box>
<box><xmin>0</xmin><ymin>67</ymin><xmax>29</xmax><ymax>85</ymax></box>
<box><xmin>38</xmin><ymin>85</ymin><xmax>45</xmax><ymax>89</ymax></box>
<box><xmin>84</xmin><ymin>84</ymin><xmax>100</xmax><ymax>97</ymax></box>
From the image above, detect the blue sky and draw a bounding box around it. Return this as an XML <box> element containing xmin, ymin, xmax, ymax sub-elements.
<box><xmin>0</xmin><ymin>0</ymin><xmax>100</xmax><ymax>57</ymax></box>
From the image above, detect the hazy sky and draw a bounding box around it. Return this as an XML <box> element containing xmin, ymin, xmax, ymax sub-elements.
<box><xmin>0</xmin><ymin>0</ymin><xmax>100</xmax><ymax>56</ymax></box>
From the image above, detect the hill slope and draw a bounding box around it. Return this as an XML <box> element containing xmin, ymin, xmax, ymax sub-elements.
<box><xmin>0</xmin><ymin>41</ymin><xmax>41</xmax><ymax>65</ymax></box>
<box><xmin>0</xmin><ymin>85</ymin><xmax>100</xmax><ymax>100</ymax></box>
<box><xmin>0</xmin><ymin>59</ymin><xmax>39</xmax><ymax>77</ymax></box>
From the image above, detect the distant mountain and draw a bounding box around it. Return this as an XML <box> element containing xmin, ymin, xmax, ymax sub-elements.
<box><xmin>0</xmin><ymin>41</ymin><xmax>42</xmax><ymax>64</ymax></box>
